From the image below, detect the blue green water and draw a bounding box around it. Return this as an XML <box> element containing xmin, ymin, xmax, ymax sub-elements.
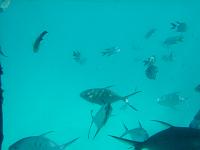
<box><xmin>0</xmin><ymin>0</ymin><xmax>200</xmax><ymax>150</ymax></box>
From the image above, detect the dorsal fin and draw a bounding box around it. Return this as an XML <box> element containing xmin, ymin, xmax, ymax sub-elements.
<box><xmin>59</xmin><ymin>137</ymin><xmax>79</xmax><ymax>150</ymax></box>
<box><xmin>120</xmin><ymin>122</ymin><xmax>129</xmax><ymax>137</ymax></box>
<box><xmin>151</xmin><ymin>120</ymin><xmax>174</xmax><ymax>127</ymax></box>
<box><xmin>39</xmin><ymin>131</ymin><xmax>54</xmax><ymax>137</ymax></box>
<box><xmin>109</xmin><ymin>135</ymin><xmax>143</xmax><ymax>149</ymax></box>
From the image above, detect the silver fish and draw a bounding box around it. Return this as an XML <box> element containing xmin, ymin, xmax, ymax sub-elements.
<box><xmin>80</xmin><ymin>86</ymin><xmax>141</xmax><ymax>111</ymax></box>
<box><xmin>9</xmin><ymin>131</ymin><xmax>79</xmax><ymax>150</ymax></box>
<box><xmin>88</xmin><ymin>103</ymin><xmax>112</xmax><ymax>139</ymax></box>
<box><xmin>120</xmin><ymin>121</ymin><xmax>149</xmax><ymax>142</ymax></box>
<box><xmin>101</xmin><ymin>47</ymin><xmax>120</xmax><ymax>56</ymax></box>
<box><xmin>157</xmin><ymin>92</ymin><xmax>185</xmax><ymax>108</ymax></box>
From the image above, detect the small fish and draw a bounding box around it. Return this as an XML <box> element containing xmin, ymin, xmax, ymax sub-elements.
<box><xmin>120</xmin><ymin>121</ymin><xmax>149</xmax><ymax>142</ymax></box>
<box><xmin>9</xmin><ymin>131</ymin><xmax>79</xmax><ymax>150</ymax></box>
<box><xmin>101</xmin><ymin>47</ymin><xmax>120</xmax><ymax>56</ymax></box>
<box><xmin>33</xmin><ymin>31</ymin><xmax>48</xmax><ymax>53</ymax></box>
<box><xmin>163</xmin><ymin>35</ymin><xmax>184</xmax><ymax>48</ymax></box>
<box><xmin>80</xmin><ymin>86</ymin><xmax>141</xmax><ymax>111</ymax></box>
<box><xmin>88</xmin><ymin>103</ymin><xmax>112</xmax><ymax>139</ymax></box>
<box><xmin>195</xmin><ymin>84</ymin><xmax>200</xmax><ymax>93</ymax></box>
<box><xmin>0</xmin><ymin>0</ymin><xmax>11</xmax><ymax>12</ymax></box>
<box><xmin>157</xmin><ymin>92</ymin><xmax>186</xmax><ymax>108</ymax></box>
<box><xmin>171</xmin><ymin>21</ymin><xmax>187</xmax><ymax>33</ymax></box>
<box><xmin>161</xmin><ymin>51</ymin><xmax>174</xmax><ymax>62</ymax></box>
<box><xmin>109</xmin><ymin>121</ymin><xmax>200</xmax><ymax>150</ymax></box>
<box><xmin>0</xmin><ymin>46</ymin><xmax>8</xmax><ymax>57</ymax></box>
<box><xmin>72</xmin><ymin>51</ymin><xmax>86</xmax><ymax>64</ymax></box>
<box><xmin>145</xmin><ymin>65</ymin><xmax>158</xmax><ymax>80</ymax></box>
<box><xmin>145</xmin><ymin>28</ymin><xmax>157</xmax><ymax>39</ymax></box>
<box><xmin>190</xmin><ymin>110</ymin><xmax>200</xmax><ymax>129</ymax></box>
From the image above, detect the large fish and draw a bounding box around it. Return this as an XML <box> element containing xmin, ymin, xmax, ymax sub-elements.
<box><xmin>145</xmin><ymin>28</ymin><xmax>157</xmax><ymax>39</ymax></box>
<box><xmin>88</xmin><ymin>103</ymin><xmax>112</xmax><ymax>139</ymax></box>
<box><xmin>110</xmin><ymin>122</ymin><xmax>200</xmax><ymax>150</ymax></box>
<box><xmin>80</xmin><ymin>86</ymin><xmax>141</xmax><ymax>111</ymax></box>
<box><xmin>163</xmin><ymin>35</ymin><xmax>184</xmax><ymax>48</ymax></box>
<box><xmin>171</xmin><ymin>21</ymin><xmax>187</xmax><ymax>33</ymax></box>
<box><xmin>120</xmin><ymin>121</ymin><xmax>149</xmax><ymax>142</ymax></box>
<box><xmin>9</xmin><ymin>131</ymin><xmax>79</xmax><ymax>150</ymax></box>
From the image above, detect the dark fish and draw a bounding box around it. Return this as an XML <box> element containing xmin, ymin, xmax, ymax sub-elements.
<box><xmin>80</xmin><ymin>86</ymin><xmax>141</xmax><ymax>111</ymax></box>
<box><xmin>143</xmin><ymin>56</ymin><xmax>156</xmax><ymax>66</ymax></box>
<box><xmin>120</xmin><ymin>121</ymin><xmax>149</xmax><ymax>142</ymax></box>
<box><xmin>190</xmin><ymin>110</ymin><xmax>200</xmax><ymax>129</ymax></box>
<box><xmin>88</xmin><ymin>103</ymin><xmax>112</xmax><ymax>139</ymax></box>
<box><xmin>72</xmin><ymin>51</ymin><xmax>86</xmax><ymax>64</ymax></box>
<box><xmin>171</xmin><ymin>21</ymin><xmax>187</xmax><ymax>33</ymax></box>
<box><xmin>0</xmin><ymin>46</ymin><xmax>8</xmax><ymax>57</ymax></box>
<box><xmin>110</xmin><ymin>123</ymin><xmax>200</xmax><ymax>150</ymax></box>
<box><xmin>145</xmin><ymin>28</ymin><xmax>157</xmax><ymax>39</ymax></box>
<box><xmin>9</xmin><ymin>131</ymin><xmax>79</xmax><ymax>150</ymax></box>
<box><xmin>145</xmin><ymin>65</ymin><xmax>158</xmax><ymax>80</ymax></box>
<box><xmin>33</xmin><ymin>31</ymin><xmax>48</xmax><ymax>53</ymax></box>
<box><xmin>163</xmin><ymin>35</ymin><xmax>184</xmax><ymax>48</ymax></box>
<box><xmin>195</xmin><ymin>84</ymin><xmax>200</xmax><ymax>93</ymax></box>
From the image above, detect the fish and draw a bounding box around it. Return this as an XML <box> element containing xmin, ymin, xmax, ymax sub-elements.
<box><xmin>88</xmin><ymin>103</ymin><xmax>112</xmax><ymax>139</ymax></box>
<box><xmin>9</xmin><ymin>131</ymin><xmax>79</xmax><ymax>150</ymax></box>
<box><xmin>72</xmin><ymin>51</ymin><xmax>86</xmax><ymax>64</ymax></box>
<box><xmin>171</xmin><ymin>21</ymin><xmax>187</xmax><ymax>33</ymax></box>
<box><xmin>0</xmin><ymin>0</ymin><xmax>11</xmax><ymax>12</ymax></box>
<box><xmin>0</xmin><ymin>46</ymin><xmax>8</xmax><ymax>57</ymax></box>
<box><xmin>195</xmin><ymin>84</ymin><xmax>200</xmax><ymax>93</ymax></box>
<box><xmin>163</xmin><ymin>35</ymin><xmax>184</xmax><ymax>48</ymax></box>
<box><xmin>33</xmin><ymin>31</ymin><xmax>48</xmax><ymax>53</ymax></box>
<box><xmin>145</xmin><ymin>65</ymin><xmax>158</xmax><ymax>80</ymax></box>
<box><xmin>190</xmin><ymin>110</ymin><xmax>200</xmax><ymax>129</ymax></box>
<box><xmin>157</xmin><ymin>92</ymin><xmax>186</xmax><ymax>108</ymax></box>
<box><xmin>80</xmin><ymin>86</ymin><xmax>141</xmax><ymax>111</ymax></box>
<box><xmin>120</xmin><ymin>121</ymin><xmax>149</xmax><ymax>142</ymax></box>
<box><xmin>101</xmin><ymin>47</ymin><xmax>120</xmax><ymax>56</ymax></box>
<box><xmin>109</xmin><ymin>121</ymin><xmax>200</xmax><ymax>150</ymax></box>
<box><xmin>145</xmin><ymin>28</ymin><xmax>157</xmax><ymax>39</ymax></box>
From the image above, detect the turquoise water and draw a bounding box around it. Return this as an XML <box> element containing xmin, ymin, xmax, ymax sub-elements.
<box><xmin>1</xmin><ymin>0</ymin><xmax>200</xmax><ymax>150</ymax></box>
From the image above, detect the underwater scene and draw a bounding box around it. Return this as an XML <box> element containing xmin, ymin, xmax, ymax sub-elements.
<box><xmin>0</xmin><ymin>0</ymin><xmax>200</xmax><ymax>150</ymax></box>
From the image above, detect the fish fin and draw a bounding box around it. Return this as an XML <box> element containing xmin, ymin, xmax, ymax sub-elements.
<box><xmin>88</xmin><ymin>110</ymin><xmax>94</xmax><ymax>139</ymax></box>
<box><xmin>93</xmin><ymin>127</ymin><xmax>102</xmax><ymax>139</ymax></box>
<box><xmin>39</xmin><ymin>131</ymin><xmax>54</xmax><ymax>137</ymax></box>
<box><xmin>171</xmin><ymin>23</ymin><xmax>177</xmax><ymax>29</ymax></box>
<box><xmin>151</xmin><ymin>120</ymin><xmax>174</xmax><ymax>127</ymax></box>
<box><xmin>120</xmin><ymin>122</ymin><xmax>129</xmax><ymax>137</ymax></box>
<box><xmin>138</xmin><ymin>120</ymin><xmax>143</xmax><ymax>128</ymax></box>
<box><xmin>59</xmin><ymin>137</ymin><xmax>79</xmax><ymax>150</ymax></box>
<box><xmin>123</xmin><ymin>91</ymin><xmax>142</xmax><ymax>100</ymax></box>
<box><xmin>109</xmin><ymin>135</ymin><xmax>143</xmax><ymax>149</ymax></box>
<box><xmin>125</xmin><ymin>102</ymin><xmax>138</xmax><ymax>111</ymax></box>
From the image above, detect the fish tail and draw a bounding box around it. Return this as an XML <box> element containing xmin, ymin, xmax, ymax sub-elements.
<box><xmin>109</xmin><ymin>135</ymin><xmax>143</xmax><ymax>150</ymax></box>
<box><xmin>60</xmin><ymin>137</ymin><xmax>79</xmax><ymax>150</ymax></box>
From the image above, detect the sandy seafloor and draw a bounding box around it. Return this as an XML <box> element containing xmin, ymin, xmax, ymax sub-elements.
<box><xmin>0</xmin><ymin>0</ymin><xmax>200</xmax><ymax>150</ymax></box>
